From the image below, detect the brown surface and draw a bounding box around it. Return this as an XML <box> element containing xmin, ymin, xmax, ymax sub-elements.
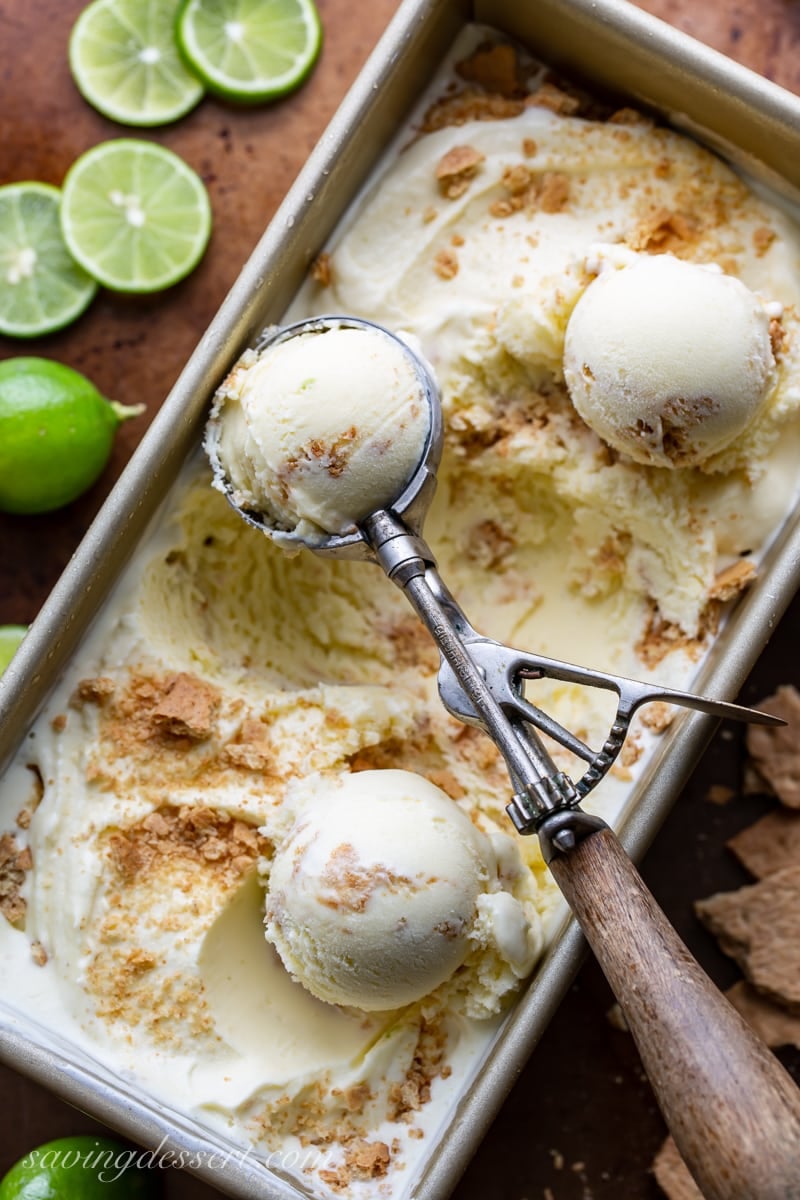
<box><xmin>2</xmin><ymin>1</ymin><xmax>800</xmax><ymax>1198</ymax></box>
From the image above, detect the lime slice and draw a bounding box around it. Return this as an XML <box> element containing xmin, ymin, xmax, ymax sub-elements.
<box><xmin>60</xmin><ymin>139</ymin><xmax>212</xmax><ymax>293</ymax></box>
<box><xmin>0</xmin><ymin>626</ymin><xmax>27</xmax><ymax>675</ymax></box>
<box><xmin>69</xmin><ymin>0</ymin><xmax>205</xmax><ymax>127</ymax></box>
<box><xmin>0</xmin><ymin>183</ymin><xmax>98</xmax><ymax>339</ymax></box>
<box><xmin>176</xmin><ymin>0</ymin><xmax>322</xmax><ymax>103</ymax></box>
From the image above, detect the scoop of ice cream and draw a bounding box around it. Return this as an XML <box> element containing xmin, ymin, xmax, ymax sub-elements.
<box><xmin>208</xmin><ymin>324</ymin><xmax>431</xmax><ymax>540</ymax></box>
<box><xmin>264</xmin><ymin>769</ymin><xmax>534</xmax><ymax>1012</ymax></box>
<box><xmin>562</xmin><ymin>255</ymin><xmax>776</xmax><ymax>468</ymax></box>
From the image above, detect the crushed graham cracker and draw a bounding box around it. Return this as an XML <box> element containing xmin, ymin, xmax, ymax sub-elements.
<box><xmin>455</xmin><ymin>43</ymin><xmax>522</xmax><ymax>98</ymax></box>
<box><xmin>435</xmin><ymin>144</ymin><xmax>485</xmax><ymax>200</ymax></box>
<box><xmin>0</xmin><ymin>831</ymin><xmax>32</xmax><ymax>925</ymax></box>
<box><xmin>107</xmin><ymin>805</ymin><xmax>270</xmax><ymax>889</ymax></box>
<box><xmin>753</xmin><ymin>225</ymin><xmax>777</xmax><ymax>256</ymax></box>
<box><xmin>151</xmin><ymin>673</ymin><xmax>221</xmax><ymax>740</ymax></box>
<box><xmin>69</xmin><ymin>676</ymin><xmax>115</xmax><ymax>710</ymax></box>
<box><xmin>433</xmin><ymin>249</ymin><xmax>459</xmax><ymax>280</ymax></box>
<box><xmin>310</xmin><ymin>251</ymin><xmax>333</xmax><ymax>287</ymax></box>
<box><xmin>526</xmin><ymin>81</ymin><xmax>581</xmax><ymax>115</ymax></box>
<box><xmin>708</xmin><ymin>558</ymin><xmax>756</xmax><ymax>603</ymax></box>
<box><xmin>626</xmin><ymin>207</ymin><xmax>697</xmax><ymax>254</ymax></box>
<box><xmin>635</xmin><ymin>602</ymin><xmax>718</xmax><ymax>670</ymax></box>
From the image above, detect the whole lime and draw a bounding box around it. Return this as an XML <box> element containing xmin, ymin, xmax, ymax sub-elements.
<box><xmin>0</xmin><ymin>1135</ymin><xmax>155</xmax><ymax>1199</ymax></box>
<box><xmin>0</xmin><ymin>357</ymin><xmax>143</xmax><ymax>515</ymax></box>
<box><xmin>0</xmin><ymin>626</ymin><xmax>27</xmax><ymax>674</ymax></box>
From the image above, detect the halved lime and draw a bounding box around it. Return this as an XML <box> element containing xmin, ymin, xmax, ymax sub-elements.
<box><xmin>60</xmin><ymin>139</ymin><xmax>212</xmax><ymax>293</ymax></box>
<box><xmin>69</xmin><ymin>0</ymin><xmax>205</xmax><ymax>127</ymax></box>
<box><xmin>0</xmin><ymin>183</ymin><xmax>98</xmax><ymax>339</ymax></box>
<box><xmin>0</xmin><ymin>626</ymin><xmax>27</xmax><ymax>674</ymax></box>
<box><xmin>176</xmin><ymin>0</ymin><xmax>322</xmax><ymax>103</ymax></box>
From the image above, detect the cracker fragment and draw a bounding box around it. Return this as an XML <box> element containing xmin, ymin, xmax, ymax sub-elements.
<box><xmin>708</xmin><ymin>558</ymin><xmax>756</xmax><ymax>603</ymax></box>
<box><xmin>727</xmin><ymin>806</ymin><xmax>800</xmax><ymax>880</ymax></box>
<box><xmin>652</xmin><ymin>1137</ymin><xmax>703</xmax><ymax>1200</ymax></box>
<box><xmin>151</xmin><ymin>673</ymin><xmax>220</xmax><ymax>740</ymax></box>
<box><xmin>725</xmin><ymin>979</ymin><xmax>800</xmax><ymax>1049</ymax></box>
<box><xmin>455</xmin><ymin>43</ymin><xmax>521</xmax><ymax>98</ymax></box>
<box><xmin>746</xmin><ymin>686</ymin><xmax>800</xmax><ymax>808</ymax></box>
<box><xmin>435</xmin><ymin>144</ymin><xmax>485</xmax><ymax>199</ymax></box>
<box><xmin>695</xmin><ymin>865</ymin><xmax>800</xmax><ymax>1010</ymax></box>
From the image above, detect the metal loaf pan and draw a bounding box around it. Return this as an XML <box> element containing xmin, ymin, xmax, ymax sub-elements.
<box><xmin>2</xmin><ymin>1</ymin><xmax>800</xmax><ymax>1197</ymax></box>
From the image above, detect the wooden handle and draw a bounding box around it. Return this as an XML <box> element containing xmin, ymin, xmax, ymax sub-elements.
<box><xmin>547</xmin><ymin>824</ymin><xmax>800</xmax><ymax>1199</ymax></box>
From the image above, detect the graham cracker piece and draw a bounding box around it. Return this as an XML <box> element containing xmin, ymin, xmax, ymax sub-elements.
<box><xmin>151</xmin><ymin>672</ymin><xmax>220</xmax><ymax>740</ymax></box>
<box><xmin>746</xmin><ymin>686</ymin><xmax>800</xmax><ymax>808</ymax></box>
<box><xmin>727</xmin><ymin>806</ymin><xmax>800</xmax><ymax>880</ymax></box>
<box><xmin>695</xmin><ymin>865</ymin><xmax>800</xmax><ymax>1011</ymax></box>
<box><xmin>652</xmin><ymin>1137</ymin><xmax>703</xmax><ymax>1200</ymax></box>
<box><xmin>725</xmin><ymin>980</ymin><xmax>800</xmax><ymax>1050</ymax></box>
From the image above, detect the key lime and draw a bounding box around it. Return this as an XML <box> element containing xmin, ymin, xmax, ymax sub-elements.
<box><xmin>176</xmin><ymin>0</ymin><xmax>322</xmax><ymax>103</ymax></box>
<box><xmin>0</xmin><ymin>1135</ymin><xmax>154</xmax><ymax>1200</ymax></box>
<box><xmin>60</xmin><ymin>138</ymin><xmax>212</xmax><ymax>293</ymax></box>
<box><xmin>0</xmin><ymin>183</ymin><xmax>98</xmax><ymax>339</ymax></box>
<box><xmin>0</xmin><ymin>357</ymin><xmax>144</xmax><ymax>515</ymax></box>
<box><xmin>69</xmin><ymin>0</ymin><xmax>205</xmax><ymax>127</ymax></box>
<box><xmin>0</xmin><ymin>627</ymin><xmax>27</xmax><ymax>674</ymax></box>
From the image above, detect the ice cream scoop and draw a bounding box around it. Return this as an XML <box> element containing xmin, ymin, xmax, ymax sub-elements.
<box><xmin>206</xmin><ymin>320</ymin><xmax>432</xmax><ymax>543</ymax></box>
<box><xmin>265</xmin><ymin>769</ymin><xmax>531</xmax><ymax>1011</ymax></box>
<box><xmin>563</xmin><ymin>255</ymin><xmax>776</xmax><ymax>467</ymax></box>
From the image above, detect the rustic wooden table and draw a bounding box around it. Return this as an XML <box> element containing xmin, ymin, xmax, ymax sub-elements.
<box><xmin>1</xmin><ymin>1</ymin><xmax>799</xmax><ymax>1197</ymax></box>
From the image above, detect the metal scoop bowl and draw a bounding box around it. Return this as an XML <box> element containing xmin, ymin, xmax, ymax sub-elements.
<box><xmin>208</xmin><ymin>315</ymin><xmax>800</xmax><ymax>1199</ymax></box>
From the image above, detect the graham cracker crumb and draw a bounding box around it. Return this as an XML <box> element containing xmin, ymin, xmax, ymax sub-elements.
<box><xmin>708</xmin><ymin>558</ymin><xmax>756</xmax><ymax>603</ymax></box>
<box><xmin>151</xmin><ymin>673</ymin><xmax>220</xmax><ymax>740</ymax></box>
<box><xmin>420</xmin><ymin>89</ymin><xmax>525</xmax><ymax>132</ymax></box>
<box><xmin>434</xmin><ymin>249</ymin><xmax>459</xmax><ymax>280</ymax></box>
<box><xmin>0</xmin><ymin>831</ymin><xmax>32</xmax><ymax>926</ymax></box>
<box><xmin>526</xmin><ymin>82</ymin><xmax>581</xmax><ymax>115</ymax></box>
<box><xmin>706</xmin><ymin>784</ymin><xmax>735</xmax><ymax>806</ymax></box>
<box><xmin>538</xmin><ymin>171</ymin><xmax>570</xmax><ymax>213</ymax></box>
<box><xmin>310</xmin><ymin>252</ymin><xmax>333</xmax><ymax>287</ymax></box>
<box><xmin>31</xmin><ymin>941</ymin><xmax>48</xmax><ymax>967</ymax></box>
<box><xmin>108</xmin><ymin>805</ymin><xmax>270</xmax><ymax>888</ymax></box>
<box><xmin>753</xmin><ymin>225</ymin><xmax>776</xmax><ymax>256</ymax></box>
<box><xmin>635</xmin><ymin>602</ymin><xmax>718</xmax><ymax>669</ymax></box>
<box><xmin>422</xmin><ymin>205</ymin><xmax>438</xmax><ymax>224</ymax></box>
<box><xmin>608</xmin><ymin>106</ymin><xmax>647</xmax><ymax>125</ymax></box>
<box><xmin>50</xmin><ymin>713</ymin><xmax>67</xmax><ymax>733</ymax></box>
<box><xmin>522</xmin><ymin>137</ymin><xmax>538</xmax><ymax>156</ymax></box>
<box><xmin>626</xmin><ymin>207</ymin><xmax>697</xmax><ymax>254</ymax></box>
<box><xmin>455</xmin><ymin>43</ymin><xmax>522</xmax><ymax>98</ymax></box>
<box><xmin>345</xmin><ymin>1139</ymin><xmax>391</xmax><ymax>1179</ymax></box>
<box><xmin>435</xmin><ymin>144</ymin><xmax>485</xmax><ymax>200</ymax></box>
<box><xmin>70</xmin><ymin>676</ymin><xmax>115</xmax><ymax>710</ymax></box>
<box><xmin>639</xmin><ymin>702</ymin><xmax>675</xmax><ymax>733</ymax></box>
<box><xmin>770</xmin><ymin>314</ymin><xmax>789</xmax><ymax>358</ymax></box>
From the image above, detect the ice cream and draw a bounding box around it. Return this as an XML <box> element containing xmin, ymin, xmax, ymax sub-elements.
<box><xmin>562</xmin><ymin>254</ymin><xmax>778</xmax><ymax>468</ymax></box>
<box><xmin>2</xmin><ymin>26</ymin><xmax>800</xmax><ymax>1200</ymax></box>
<box><xmin>265</xmin><ymin>769</ymin><xmax>538</xmax><ymax>1010</ymax></box>
<box><xmin>208</xmin><ymin>323</ymin><xmax>431</xmax><ymax>540</ymax></box>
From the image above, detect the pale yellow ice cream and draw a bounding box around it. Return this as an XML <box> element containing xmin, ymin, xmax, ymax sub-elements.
<box><xmin>563</xmin><ymin>253</ymin><xmax>778</xmax><ymax>468</ymax></box>
<box><xmin>265</xmin><ymin>769</ymin><xmax>538</xmax><ymax>1010</ymax></box>
<box><xmin>208</xmin><ymin>324</ymin><xmax>431</xmax><ymax>540</ymax></box>
<box><xmin>2</xmin><ymin>27</ymin><xmax>800</xmax><ymax>1200</ymax></box>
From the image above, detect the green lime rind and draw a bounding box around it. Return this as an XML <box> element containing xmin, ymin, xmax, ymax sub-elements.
<box><xmin>176</xmin><ymin>0</ymin><xmax>322</xmax><ymax>103</ymax></box>
<box><xmin>0</xmin><ymin>183</ymin><xmax>98</xmax><ymax>339</ymax></box>
<box><xmin>69</xmin><ymin>0</ymin><xmax>205</xmax><ymax>128</ymax></box>
<box><xmin>0</xmin><ymin>626</ymin><xmax>27</xmax><ymax>674</ymax></box>
<box><xmin>60</xmin><ymin>138</ymin><xmax>212</xmax><ymax>294</ymax></box>
<box><xmin>0</xmin><ymin>1135</ymin><xmax>154</xmax><ymax>1200</ymax></box>
<box><xmin>0</xmin><ymin>356</ymin><xmax>131</xmax><ymax>515</ymax></box>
